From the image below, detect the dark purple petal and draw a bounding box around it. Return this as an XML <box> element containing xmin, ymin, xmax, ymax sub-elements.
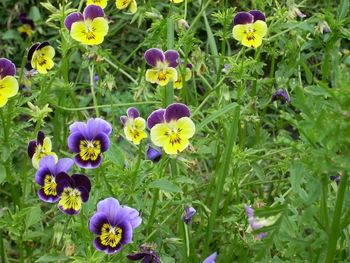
<box><xmin>35</xmin><ymin>167</ymin><xmax>51</xmax><ymax>186</ymax></box>
<box><xmin>64</xmin><ymin>12</ymin><xmax>84</xmax><ymax>31</ymax></box>
<box><xmin>37</xmin><ymin>188</ymin><xmax>59</xmax><ymax>203</ymax></box>
<box><xmin>76</xmin><ymin>186</ymin><xmax>90</xmax><ymax>202</ymax></box>
<box><xmin>27</xmin><ymin>140</ymin><xmax>37</xmax><ymax>159</ymax></box>
<box><xmin>58</xmin><ymin>205</ymin><xmax>81</xmax><ymax>215</ymax></box>
<box><xmin>203</xmin><ymin>252</ymin><xmax>217</xmax><ymax>263</ymax></box>
<box><xmin>56</xmin><ymin>172</ymin><xmax>73</xmax><ymax>195</ymax></box>
<box><xmin>144</xmin><ymin>48</ymin><xmax>165</xmax><ymax>67</ymax></box>
<box><xmin>67</xmin><ymin>132</ymin><xmax>85</xmax><ymax>153</ymax></box>
<box><xmin>164</xmin><ymin>103</ymin><xmax>190</xmax><ymax>122</ymax></box>
<box><xmin>89</xmin><ymin>212</ymin><xmax>109</xmax><ymax>235</ymax></box>
<box><xmin>27</xmin><ymin>43</ymin><xmax>40</xmax><ymax>62</ymax></box>
<box><xmin>147</xmin><ymin>109</ymin><xmax>165</xmax><ymax>129</ymax></box>
<box><xmin>127</xmin><ymin>252</ymin><xmax>148</xmax><ymax>261</ymax></box>
<box><xmin>186</xmin><ymin>63</ymin><xmax>193</xmax><ymax>69</ymax></box>
<box><xmin>37</xmin><ymin>131</ymin><xmax>45</xmax><ymax>146</ymax></box>
<box><xmin>19</xmin><ymin>13</ymin><xmax>28</xmax><ymax>23</ymax></box>
<box><xmin>54</xmin><ymin>158</ymin><xmax>74</xmax><ymax>174</ymax></box>
<box><xmin>256</xmin><ymin>232</ymin><xmax>268</xmax><ymax>239</ymax></box>
<box><xmin>118</xmin><ymin>220</ymin><xmax>133</xmax><ymax>245</ymax></box>
<box><xmin>37</xmin><ymin>41</ymin><xmax>50</xmax><ymax>50</ymax></box>
<box><xmin>83</xmin><ymin>4</ymin><xmax>104</xmax><ymax>20</ymax></box>
<box><xmin>0</xmin><ymin>58</ymin><xmax>16</xmax><ymax>78</ymax></box>
<box><xmin>94</xmin><ymin>132</ymin><xmax>110</xmax><ymax>152</ymax></box>
<box><xmin>120</xmin><ymin>116</ymin><xmax>127</xmax><ymax>126</ymax></box>
<box><xmin>248</xmin><ymin>10</ymin><xmax>266</xmax><ymax>22</ymax></box>
<box><xmin>147</xmin><ymin>146</ymin><xmax>162</xmax><ymax>163</ymax></box>
<box><xmin>272</xmin><ymin>89</ymin><xmax>291</xmax><ymax>103</ymax></box>
<box><xmin>233</xmin><ymin>12</ymin><xmax>254</xmax><ymax>25</ymax></box>
<box><xmin>71</xmin><ymin>174</ymin><xmax>91</xmax><ymax>192</ymax></box>
<box><xmin>74</xmin><ymin>153</ymin><xmax>102</xmax><ymax>169</ymax></box>
<box><xmin>86</xmin><ymin>118</ymin><xmax>112</xmax><ymax>139</ymax></box>
<box><xmin>164</xmin><ymin>50</ymin><xmax>179</xmax><ymax>68</ymax></box>
<box><xmin>93</xmin><ymin>237</ymin><xmax>122</xmax><ymax>254</ymax></box>
<box><xmin>182</xmin><ymin>206</ymin><xmax>196</xmax><ymax>224</ymax></box>
<box><xmin>96</xmin><ymin>197</ymin><xmax>121</xmax><ymax>226</ymax></box>
<box><xmin>127</xmin><ymin>107</ymin><xmax>140</xmax><ymax>119</ymax></box>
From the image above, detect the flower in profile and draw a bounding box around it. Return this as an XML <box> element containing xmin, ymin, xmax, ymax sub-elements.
<box><xmin>318</xmin><ymin>21</ymin><xmax>331</xmax><ymax>34</ymax></box>
<box><xmin>203</xmin><ymin>252</ymin><xmax>217</xmax><ymax>263</ymax></box>
<box><xmin>288</xmin><ymin>2</ymin><xmax>306</xmax><ymax>19</ymax></box>
<box><xmin>116</xmin><ymin>0</ymin><xmax>137</xmax><ymax>14</ymax></box>
<box><xmin>28</xmin><ymin>131</ymin><xmax>58</xmax><ymax>169</ymax></box>
<box><xmin>146</xmin><ymin>146</ymin><xmax>162</xmax><ymax>163</ymax></box>
<box><xmin>144</xmin><ymin>48</ymin><xmax>179</xmax><ymax>86</ymax></box>
<box><xmin>127</xmin><ymin>244</ymin><xmax>160</xmax><ymax>263</ymax></box>
<box><xmin>27</xmin><ymin>42</ymin><xmax>55</xmax><ymax>74</ymax></box>
<box><xmin>271</xmin><ymin>89</ymin><xmax>291</xmax><ymax>103</ymax></box>
<box><xmin>18</xmin><ymin>13</ymin><xmax>35</xmax><ymax>38</ymax></box>
<box><xmin>147</xmin><ymin>103</ymin><xmax>195</xmax><ymax>155</ymax></box>
<box><xmin>56</xmin><ymin>173</ymin><xmax>91</xmax><ymax>215</ymax></box>
<box><xmin>244</xmin><ymin>205</ymin><xmax>269</xmax><ymax>240</ymax></box>
<box><xmin>67</xmin><ymin>118</ymin><xmax>112</xmax><ymax>169</ymax></box>
<box><xmin>120</xmin><ymin>107</ymin><xmax>147</xmax><ymax>145</ymax></box>
<box><xmin>35</xmin><ymin>156</ymin><xmax>74</xmax><ymax>203</ymax></box>
<box><xmin>89</xmin><ymin>197</ymin><xmax>142</xmax><ymax>254</ymax></box>
<box><xmin>87</xmin><ymin>0</ymin><xmax>108</xmax><ymax>9</ymax></box>
<box><xmin>182</xmin><ymin>206</ymin><xmax>196</xmax><ymax>224</ymax></box>
<box><xmin>64</xmin><ymin>5</ymin><xmax>109</xmax><ymax>45</ymax></box>
<box><xmin>232</xmin><ymin>10</ymin><xmax>267</xmax><ymax>48</ymax></box>
<box><xmin>0</xmin><ymin>58</ymin><xmax>19</xmax><ymax>107</ymax></box>
<box><xmin>174</xmin><ymin>64</ymin><xmax>192</xmax><ymax>90</ymax></box>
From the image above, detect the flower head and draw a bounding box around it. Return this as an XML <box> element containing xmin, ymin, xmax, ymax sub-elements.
<box><xmin>147</xmin><ymin>103</ymin><xmax>195</xmax><ymax>155</ymax></box>
<box><xmin>18</xmin><ymin>13</ymin><xmax>35</xmax><ymax>38</ymax></box>
<box><xmin>87</xmin><ymin>0</ymin><xmax>108</xmax><ymax>9</ymax></box>
<box><xmin>144</xmin><ymin>48</ymin><xmax>179</xmax><ymax>86</ymax></box>
<box><xmin>0</xmin><ymin>58</ymin><xmax>18</xmax><ymax>107</ymax></box>
<box><xmin>120</xmin><ymin>107</ymin><xmax>147</xmax><ymax>145</ymax></box>
<box><xmin>146</xmin><ymin>146</ymin><xmax>162</xmax><ymax>163</ymax></box>
<box><xmin>67</xmin><ymin>118</ymin><xmax>112</xmax><ymax>169</ymax></box>
<box><xmin>232</xmin><ymin>10</ymin><xmax>267</xmax><ymax>48</ymax></box>
<box><xmin>89</xmin><ymin>197</ymin><xmax>142</xmax><ymax>254</ymax></box>
<box><xmin>28</xmin><ymin>131</ymin><xmax>58</xmax><ymax>169</ymax></box>
<box><xmin>127</xmin><ymin>244</ymin><xmax>161</xmax><ymax>263</ymax></box>
<box><xmin>174</xmin><ymin>64</ymin><xmax>192</xmax><ymax>89</ymax></box>
<box><xmin>182</xmin><ymin>206</ymin><xmax>196</xmax><ymax>224</ymax></box>
<box><xmin>272</xmin><ymin>89</ymin><xmax>291</xmax><ymax>103</ymax></box>
<box><xmin>203</xmin><ymin>252</ymin><xmax>217</xmax><ymax>263</ymax></box>
<box><xmin>35</xmin><ymin>156</ymin><xmax>74</xmax><ymax>203</ymax></box>
<box><xmin>27</xmin><ymin>42</ymin><xmax>55</xmax><ymax>74</ymax></box>
<box><xmin>116</xmin><ymin>0</ymin><xmax>137</xmax><ymax>14</ymax></box>
<box><xmin>64</xmin><ymin>5</ymin><xmax>109</xmax><ymax>45</ymax></box>
<box><xmin>244</xmin><ymin>205</ymin><xmax>268</xmax><ymax>240</ymax></box>
<box><xmin>56</xmin><ymin>173</ymin><xmax>91</xmax><ymax>215</ymax></box>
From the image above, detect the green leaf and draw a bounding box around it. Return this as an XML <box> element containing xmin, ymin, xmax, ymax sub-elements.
<box><xmin>0</xmin><ymin>164</ymin><xmax>6</xmax><ymax>184</ymax></box>
<box><xmin>149</xmin><ymin>179</ymin><xmax>182</xmax><ymax>193</ymax></box>
<box><xmin>36</xmin><ymin>255</ymin><xmax>68</xmax><ymax>263</ymax></box>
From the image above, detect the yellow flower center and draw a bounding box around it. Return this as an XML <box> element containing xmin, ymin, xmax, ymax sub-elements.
<box><xmin>79</xmin><ymin>140</ymin><xmax>101</xmax><ymax>161</ymax></box>
<box><xmin>83</xmin><ymin>21</ymin><xmax>97</xmax><ymax>40</ymax></box>
<box><xmin>245</xmin><ymin>27</ymin><xmax>256</xmax><ymax>41</ymax></box>
<box><xmin>165</xmin><ymin>126</ymin><xmax>183</xmax><ymax>146</ymax></box>
<box><xmin>100</xmin><ymin>224</ymin><xmax>123</xmax><ymax>247</ymax></box>
<box><xmin>59</xmin><ymin>187</ymin><xmax>82</xmax><ymax>211</ymax></box>
<box><xmin>43</xmin><ymin>175</ymin><xmax>57</xmax><ymax>196</ymax></box>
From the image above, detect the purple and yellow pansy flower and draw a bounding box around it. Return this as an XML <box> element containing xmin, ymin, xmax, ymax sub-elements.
<box><xmin>0</xmin><ymin>58</ymin><xmax>19</xmax><ymax>107</ymax></box>
<box><xmin>147</xmin><ymin>103</ymin><xmax>195</xmax><ymax>155</ymax></box>
<box><xmin>67</xmin><ymin>118</ymin><xmax>112</xmax><ymax>169</ymax></box>
<box><xmin>87</xmin><ymin>0</ymin><xmax>108</xmax><ymax>9</ymax></box>
<box><xmin>35</xmin><ymin>156</ymin><xmax>74</xmax><ymax>203</ymax></box>
<box><xmin>28</xmin><ymin>131</ymin><xmax>58</xmax><ymax>169</ymax></box>
<box><xmin>56</xmin><ymin>172</ymin><xmax>91</xmax><ymax>215</ymax></box>
<box><xmin>174</xmin><ymin>64</ymin><xmax>192</xmax><ymax>90</ymax></box>
<box><xmin>144</xmin><ymin>48</ymin><xmax>179</xmax><ymax>87</ymax></box>
<box><xmin>64</xmin><ymin>5</ymin><xmax>109</xmax><ymax>46</ymax></box>
<box><xmin>89</xmin><ymin>197</ymin><xmax>142</xmax><ymax>254</ymax></box>
<box><xmin>232</xmin><ymin>10</ymin><xmax>267</xmax><ymax>48</ymax></box>
<box><xmin>116</xmin><ymin>0</ymin><xmax>137</xmax><ymax>14</ymax></box>
<box><xmin>27</xmin><ymin>42</ymin><xmax>55</xmax><ymax>74</ymax></box>
<box><xmin>18</xmin><ymin>13</ymin><xmax>35</xmax><ymax>38</ymax></box>
<box><xmin>120</xmin><ymin>107</ymin><xmax>147</xmax><ymax>145</ymax></box>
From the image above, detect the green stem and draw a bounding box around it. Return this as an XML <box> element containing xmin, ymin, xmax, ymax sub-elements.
<box><xmin>165</xmin><ymin>17</ymin><xmax>175</xmax><ymax>106</ymax></box>
<box><xmin>321</xmin><ymin>176</ymin><xmax>329</xmax><ymax>230</ymax></box>
<box><xmin>53</xmin><ymin>101</ymin><xmax>159</xmax><ymax>111</ymax></box>
<box><xmin>0</xmin><ymin>232</ymin><xmax>5</xmax><ymax>263</ymax></box>
<box><xmin>89</xmin><ymin>64</ymin><xmax>100</xmax><ymax>117</ymax></box>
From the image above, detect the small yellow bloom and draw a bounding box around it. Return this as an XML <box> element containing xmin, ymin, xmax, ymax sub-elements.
<box><xmin>173</xmin><ymin>67</ymin><xmax>192</xmax><ymax>89</ymax></box>
<box><xmin>18</xmin><ymin>24</ymin><xmax>33</xmax><ymax>37</ymax></box>
<box><xmin>87</xmin><ymin>0</ymin><xmax>108</xmax><ymax>9</ymax></box>
<box><xmin>0</xmin><ymin>58</ymin><xmax>19</xmax><ymax>107</ymax></box>
<box><xmin>146</xmin><ymin>67</ymin><xmax>178</xmax><ymax>87</ymax></box>
<box><xmin>116</xmin><ymin>0</ymin><xmax>137</xmax><ymax>13</ymax></box>
<box><xmin>121</xmin><ymin>107</ymin><xmax>148</xmax><ymax>145</ymax></box>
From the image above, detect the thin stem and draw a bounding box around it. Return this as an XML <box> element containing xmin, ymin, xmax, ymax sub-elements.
<box><xmin>103</xmin><ymin>57</ymin><xmax>138</xmax><ymax>85</ymax></box>
<box><xmin>53</xmin><ymin>101</ymin><xmax>159</xmax><ymax>111</ymax></box>
<box><xmin>89</xmin><ymin>64</ymin><xmax>99</xmax><ymax>117</ymax></box>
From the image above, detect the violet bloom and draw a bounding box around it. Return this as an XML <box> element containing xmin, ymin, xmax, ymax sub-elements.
<box><xmin>203</xmin><ymin>252</ymin><xmax>217</xmax><ymax>263</ymax></box>
<box><xmin>127</xmin><ymin>245</ymin><xmax>161</xmax><ymax>263</ymax></box>
<box><xmin>182</xmin><ymin>206</ymin><xmax>196</xmax><ymax>224</ymax></box>
<box><xmin>56</xmin><ymin>173</ymin><xmax>91</xmax><ymax>215</ymax></box>
<box><xmin>89</xmin><ymin>198</ymin><xmax>142</xmax><ymax>254</ymax></box>
<box><xmin>146</xmin><ymin>146</ymin><xmax>162</xmax><ymax>163</ymax></box>
<box><xmin>244</xmin><ymin>205</ymin><xmax>267</xmax><ymax>240</ymax></box>
<box><xmin>272</xmin><ymin>89</ymin><xmax>291</xmax><ymax>103</ymax></box>
<box><xmin>0</xmin><ymin>58</ymin><xmax>19</xmax><ymax>108</ymax></box>
<box><xmin>120</xmin><ymin>107</ymin><xmax>148</xmax><ymax>145</ymax></box>
<box><xmin>67</xmin><ymin>118</ymin><xmax>112</xmax><ymax>168</ymax></box>
<box><xmin>18</xmin><ymin>13</ymin><xmax>35</xmax><ymax>38</ymax></box>
<box><xmin>35</xmin><ymin>156</ymin><xmax>74</xmax><ymax>203</ymax></box>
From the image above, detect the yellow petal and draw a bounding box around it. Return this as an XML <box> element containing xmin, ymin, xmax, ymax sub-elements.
<box><xmin>158</xmin><ymin>67</ymin><xmax>177</xmax><ymax>86</ymax></box>
<box><xmin>87</xmin><ymin>0</ymin><xmax>108</xmax><ymax>9</ymax></box>
<box><xmin>70</xmin><ymin>21</ymin><xmax>88</xmax><ymax>43</ymax></box>
<box><xmin>241</xmin><ymin>35</ymin><xmax>263</xmax><ymax>48</ymax></box>
<box><xmin>253</xmin><ymin>20</ymin><xmax>267</xmax><ymax>38</ymax></box>
<box><xmin>150</xmin><ymin>123</ymin><xmax>170</xmax><ymax>147</ymax></box>
<box><xmin>71</xmin><ymin>18</ymin><xmax>108</xmax><ymax>45</ymax></box>
<box><xmin>116</xmin><ymin>0</ymin><xmax>131</xmax><ymax>9</ymax></box>
<box><xmin>163</xmin><ymin>137</ymin><xmax>189</xmax><ymax>155</ymax></box>
<box><xmin>134</xmin><ymin>117</ymin><xmax>146</xmax><ymax>130</ymax></box>
<box><xmin>42</xmin><ymin>137</ymin><xmax>53</xmax><ymax>152</ymax></box>
<box><xmin>170</xmin><ymin>0</ymin><xmax>184</xmax><ymax>3</ymax></box>
<box><xmin>92</xmin><ymin>17</ymin><xmax>109</xmax><ymax>38</ymax></box>
<box><xmin>129</xmin><ymin>0</ymin><xmax>137</xmax><ymax>13</ymax></box>
<box><xmin>31</xmin><ymin>46</ymin><xmax>55</xmax><ymax>74</ymax></box>
<box><xmin>0</xmin><ymin>76</ymin><xmax>19</xmax><ymax>98</ymax></box>
<box><xmin>0</xmin><ymin>95</ymin><xmax>8</xmax><ymax>108</ymax></box>
<box><xmin>145</xmin><ymin>69</ymin><xmax>159</xmax><ymax>84</ymax></box>
<box><xmin>232</xmin><ymin>24</ymin><xmax>248</xmax><ymax>41</ymax></box>
<box><xmin>173</xmin><ymin>75</ymin><xmax>183</xmax><ymax>89</ymax></box>
<box><xmin>176</xmin><ymin>117</ymin><xmax>195</xmax><ymax>139</ymax></box>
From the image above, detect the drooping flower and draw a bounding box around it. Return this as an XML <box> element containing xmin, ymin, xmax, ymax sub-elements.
<box><xmin>120</xmin><ymin>107</ymin><xmax>147</xmax><ymax>145</ymax></box>
<box><xmin>28</xmin><ymin>131</ymin><xmax>58</xmax><ymax>169</ymax></box>
<box><xmin>182</xmin><ymin>206</ymin><xmax>196</xmax><ymax>224</ymax></box>
<box><xmin>174</xmin><ymin>64</ymin><xmax>192</xmax><ymax>89</ymax></box>
<box><xmin>127</xmin><ymin>244</ymin><xmax>160</xmax><ymax>263</ymax></box>
<box><xmin>89</xmin><ymin>197</ymin><xmax>142</xmax><ymax>254</ymax></box>
<box><xmin>56</xmin><ymin>173</ymin><xmax>92</xmax><ymax>215</ymax></box>
<box><xmin>232</xmin><ymin>10</ymin><xmax>267</xmax><ymax>48</ymax></box>
<box><xmin>64</xmin><ymin>5</ymin><xmax>109</xmax><ymax>45</ymax></box>
<box><xmin>271</xmin><ymin>89</ymin><xmax>291</xmax><ymax>103</ymax></box>
<box><xmin>87</xmin><ymin>0</ymin><xmax>108</xmax><ymax>9</ymax></box>
<box><xmin>67</xmin><ymin>118</ymin><xmax>112</xmax><ymax>169</ymax></box>
<box><xmin>203</xmin><ymin>252</ymin><xmax>217</xmax><ymax>263</ymax></box>
<box><xmin>147</xmin><ymin>103</ymin><xmax>195</xmax><ymax>155</ymax></box>
<box><xmin>146</xmin><ymin>146</ymin><xmax>162</xmax><ymax>163</ymax></box>
<box><xmin>144</xmin><ymin>48</ymin><xmax>179</xmax><ymax>86</ymax></box>
<box><xmin>244</xmin><ymin>205</ymin><xmax>268</xmax><ymax>240</ymax></box>
<box><xmin>318</xmin><ymin>21</ymin><xmax>331</xmax><ymax>34</ymax></box>
<box><xmin>35</xmin><ymin>156</ymin><xmax>74</xmax><ymax>203</ymax></box>
<box><xmin>116</xmin><ymin>0</ymin><xmax>137</xmax><ymax>14</ymax></box>
<box><xmin>0</xmin><ymin>58</ymin><xmax>19</xmax><ymax>107</ymax></box>
<box><xmin>27</xmin><ymin>42</ymin><xmax>55</xmax><ymax>74</ymax></box>
<box><xmin>18</xmin><ymin>13</ymin><xmax>35</xmax><ymax>38</ymax></box>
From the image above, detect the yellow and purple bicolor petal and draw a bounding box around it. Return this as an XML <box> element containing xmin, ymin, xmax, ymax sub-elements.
<box><xmin>147</xmin><ymin>103</ymin><xmax>195</xmax><ymax>155</ymax></box>
<box><xmin>67</xmin><ymin>118</ymin><xmax>112</xmax><ymax>169</ymax></box>
<box><xmin>28</xmin><ymin>131</ymin><xmax>58</xmax><ymax>169</ymax></box>
<box><xmin>120</xmin><ymin>107</ymin><xmax>147</xmax><ymax>145</ymax></box>
<box><xmin>27</xmin><ymin>42</ymin><xmax>55</xmax><ymax>74</ymax></box>
<box><xmin>18</xmin><ymin>13</ymin><xmax>35</xmax><ymax>38</ymax></box>
<box><xmin>64</xmin><ymin>5</ymin><xmax>109</xmax><ymax>46</ymax></box>
<box><xmin>56</xmin><ymin>173</ymin><xmax>91</xmax><ymax>215</ymax></box>
<box><xmin>35</xmin><ymin>156</ymin><xmax>74</xmax><ymax>203</ymax></box>
<box><xmin>89</xmin><ymin>197</ymin><xmax>141</xmax><ymax>254</ymax></box>
<box><xmin>0</xmin><ymin>58</ymin><xmax>19</xmax><ymax>108</ymax></box>
<box><xmin>116</xmin><ymin>0</ymin><xmax>137</xmax><ymax>14</ymax></box>
<box><xmin>87</xmin><ymin>0</ymin><xmax>108</xmax><ymax>9</ymax></box>
<box><xmin>232</xmin><ymin>10</ymin><xmax>267</xmax><ymax>48</ymax></box>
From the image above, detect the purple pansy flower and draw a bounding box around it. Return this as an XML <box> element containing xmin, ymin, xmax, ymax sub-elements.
<box><xmin>67</xmin><ymin>118</ymin><xmax>112</xmax><ymax>169</ymax></box>
<box><xmin>56</xmin><ymin>172</ymin><xmax>91</xmax><ymax>215</ymax></box>
<box><xmin>89</xmin><ymin>197</ymin><xmax>142</xmax><ymax>254</ymax></box>
<box><xmin>127</xmin><ymin>244</ymin><xmax>161</xmax><ymax>263</ymax></box>
<box><xmin>0</xmin><ymin>58</ymin><xmax>19</xmax><ymax>108</ymax></box>
<box><xmin>35</xmin><ymin>156</ymin><xmax>74</xmax><ymax>203</ymax></box>
<box><xmin>244</xmin><ymin>205</ymin><xmax>267</xmax><ymax>240</ymax></box>
<box><xmin>203</xmin><ymin>252</ymin><xmax>217</xmax><ymax>263</ymax></box>
<box><xmin>272</xmin><ymin>89</ymin><xmax>291</xmax><ymax>103</ymax></box>
<box><xmin>146</xmin><ymin>146</ymin><xmax>162</xmax><ymax>163</ymax></box>
<box><xmin>18</xmin><ymin>13</ymin><xmax>35</xmax><ymax>38</ymax></box>
<box><xmin>182</xmin><ymin>206</ymin><xmax>196</xmax><ymax>224</ymax></box>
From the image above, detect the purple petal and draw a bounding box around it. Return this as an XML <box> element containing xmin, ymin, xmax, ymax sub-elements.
<box><xmin>71</xmin><ymin>174</ymin><xmax>91</xmax><ymax>192</ymax></box>
<box><xmin>272</xmin><ymin>89</ymin><xmax>291</xmax><ymax>103</ymax></box>
<box><xmin>120</xmin><ymin>116</ymin><xmax>127</xmax><ymax>126</ymax></box>
<box><xmin>27</xmin><ymin>43</ymin><xmax>40</xmax><ymax>62</ymax></box>
<box><xmin>144</xmin><ymin>48</ymin><xmax>165</xmax><ymax>67</ymax></box>
<box><xmin>164</xmin><ymin>50</ymin><xmax>179</xmax><ymax>68</ymax></box>
<box><xmin>127</xmin><ymin>107</ymin><xmax>140</xmax><ymax>119</ymax></box>
<box><xmin>233</xmin><ymin>12</ymin><xmax>254</xmax><ymax>25</ymax></box>
<box><xmin>96</xmin><ymin>197</ymin><xmax>121</xmax><ymax>226</ymax></box>
<box><xmin>35</xmin><ymin>167</ymin><xmax>51</xmax><ymax>186</ymax></box>
<box><xmin>58</xmin><ymin>205</ymin><xmax>81</xmax><ymax>215</ymax></box>
<box><xmin>94</xmin><ymin>132</ymin><xmax>110</xmax><ymax>152</ymax></box>
<box><xmin>69</xmin><ymin>121</ymin><xmax>88</xmax><ymax>137</ymax></box>
<box><xmin>83</xmin><ymin>4</ymin><xmax>104</xmax><ymax>20</ymax></box>
<box><xmin>147</xmin><ymin>146</ymin><xmax>162</xmax><ymax>163</ymax></box>
<box><xmin>64</xmin><ymin>12</ymin><xmax>84</xmax><ymax>31</ymax></box>
<box><xmin>54</xmin><ymin>158</ymin><xmax>74</xmax><ymax>174</ymax></box>
<box><xmin>0</xmin><ymin>58</ymin><xmax>16</xmax><ymax>78</ymax></box>
<box><xmin>37</xmin><ymin>131</ymin><xmax>45</xmax><ymax>145</ymax></box>
<box><xmin>55</xmin><ymin>172</ymin><xmax>73</xmax><ymax>196</ymax></box>
<box><xmin>182</xmin><ymin>206</ymin><xmax>196</xmax><ymax>224</ymax></box>
<box><xmin>38</xmin><ymin>155</ymin><xmax>56</xmax><ymax>173</ymax></box>
<box><xmin>93</xmin><ymin>237</ymin><xmax>122</xmax><ymax>254</ymax></box>
<box><xmin>118</xmin><ymin>220</ymin><xmax>133</xmax><ymax>245</ymax></box>
<box><xmin>86</xmin><ymin>118</ymin><xmax>112</xmax><ymax>139</ymax></box>
<box><xmin>37</xmin><ymin>188</ymin><xmax>59</xmax><ymax>203</ymax></box>
<box><xmin>37</xmin><ymin>41</ymin><xmax>50</xmax><ymax>50</ymax></box>
<box><xmin>127</xmin><ymin>253</ymin><xmax>148</xmax><ymax>261</ymax></box>
<box><xmin>27</xmin><ymin>140</ymin><xmax>37</xmax><ymax>159</ymax></box>
<box><xmin>203</xmin><ymin>252</ymin><xmax>217</xmax><ymax>263</ymax></box>
<box><xmin>74</xmin><ymin>154</ymin><xmax>102</xmax><ymax>169</ymax></box>
<box><xmin>89</xmin><ymin>212</ymin><xmax>109</xmax><ymax>235</ymax></box>
<box><xmin>76</xmin><ymin>186</ymin><xmax>90</xmax><ymax>202</ymax></box>
<box><xmin>164</xmin><ymin>103</ymin><xmax>190</xmax><ymax>122</ymax></box>
<box><xmin>123</xmin><ymin>206</ymin><xmax>142</xmax><ymax>228</ymax></box>
<box><xmin>147</xmin><ymin>109</ymin><xmax>165</xmax><ymax>129</ymax></box>
<box><xmin>244</xmin><ymin>205</ymin><xmax>254</xmax><ymax>218</ymax></box>
<box><xmin>67</xmin><ymin>132</ymin><xmax>85</xmax><ymax>153</ymax></box>
<box><xmin>248</xmin><ymin>10</ymin><xmax>266</xmax><ymax>22</ymax></box>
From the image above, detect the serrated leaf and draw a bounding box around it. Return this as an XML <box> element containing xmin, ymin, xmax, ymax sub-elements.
<box><xmin>149</xmin><ymin>179</ymin><xmax>182</xmax><ymax>193</ymax></box>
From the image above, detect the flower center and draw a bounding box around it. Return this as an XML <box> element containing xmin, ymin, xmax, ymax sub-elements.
<box><xmin>79</xmin><ymin>140</ymin><xmax>101</xmax><ymax>161</ymax></box>
<box><xmin>165</xmin><ymin>127</ymin><xmax>183</xmax><ymax>146</ymax></box>
<box><xmin>158</xmin><ymin>71</ymin><xmax>167</xmax><ymax>81</ymax></box>
<box><xmin>43</xmin><ymin>175</ymin><xmax>57</xmax><ymax>196</ymax></box>
<box><xmin>245</xmin><ymin>27</ymin><xmax>256</xmax><ymax>41</ymax></box>
<box><xmin>59</xmin><ymin>187</ymin><xmax>82</xmax><ymax>211</ymax></box>
<box><xmin>100</xmin><ymin>224</ymin><xmax>123</xmax><ymax>248</ymax></box>
<box><xmin>84</xmin><ymin>21</ymin><xmax>96</xmax><ymax>40</ymax></box>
